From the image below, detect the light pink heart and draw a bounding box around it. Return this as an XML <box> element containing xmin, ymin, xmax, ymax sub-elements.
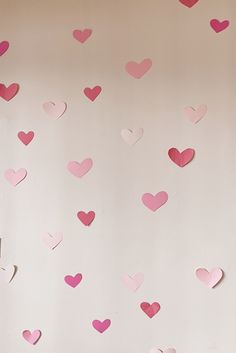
<box><xmin>196</xmin><ymin>268</ymin><xmax>223</xmax><ymax>288</ymax></box>
<box><xmin>17</xmin><ymin>131</ymin><xmax>34</xmax><ymax>145</ymax></box>
<box><xmin>125</xmin><ymin>58</ymin><xmax>152</xmax><ymax>79</ymax></box>
<box><xmin>142</xmin><ymin>192</ymin><xmax>168</xmax><ymax>212</ymax></box>
<box><xmin>210</xmin><ymin>19</ymin><xmax>230</xmax><ymax>33</ymax></box>
<box><xmin>77</xmin><ymin>211</ymin><xmax>95</xmax><ymax>226</ymax></box>
<box><xmin>168</xmin><ymin>148</ymin><xmax>195</xmax><ymax>167</ymax></box>
<box><xmin>150</xmin><ymin>348</ymin><xmax>176</xmax><ymax>353</ymax></box>
<box><xmin>121</xmin><ymin>128</ymin><xmax>144</xmax><ymax>145</ymax></box>
<box><xmin>43</xmin><ymin>101</ymin><xmax>67</xmax><ymax>119</ymax></box>
<box><xmin>67</xmin><ymin>159</ymin><xmax>93</xmax><ymax>178</ymax></box>
<box><xmin>184</xmin><ymin>105</ymin><xmax>207</xmax><ymax>123</ymax></box>
<box><xmin>22</xmin><ymin>330</ymin><xmax>41</xmax><ymax>345</ymax></box>
<box><xmin>0</xmin><ymin>83</ymin><xmax>19</xmax><ymax>101</ymax></box>
<box><xmin>64</xmin><ymin>273</ymin><xmax>82</xmax><ymax>288</ymax></box>
<box><xmin>92</xmin><ymin>319</ymin><xmax>111</xmax><ymax>333</ymax></box>
<box><xmin>0</xmin><ymin>41</ymin><xmax>9</xmax><ymax>56</ymax></box>
<box><xmin>140</xmin><ymin>302</ymin><xmax>161</xmax><ymax>318</ymax></box>
<box><xmin>122</xmin><ymin>273</ymin><xmax>144</xmax><ymax>292</ymax></box>
<box><xmin>4</xmin><ymin>168</ymin><xmax>27</xmax><ymax>186</ymax></box>
<box><xmin>73</xmin><ymin>29</ymin><xmax>92</xmax><ymax>43</ymax></box>
<box><xmin>43</xmin><ymin>233</ymin><xmax>63</xmax><ymax>250</ymax></box>
<box><xmin>84</xmin><ymin>86</ymin><xmax>102</xmax><ymax>101</ymax></box>
<box><xmin>0</xmin><ymin>265</ymin><xmax>17</xmax><ymax>283</ymax></box>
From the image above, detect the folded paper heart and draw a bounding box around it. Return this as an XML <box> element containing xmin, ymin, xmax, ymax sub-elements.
<box><xmin>77</xmin><ymin>211</ymin><xmax>95</xmax><ymax>226</ymax></box>
<box><xmin>4</xmin><ymin>168</ymin><xmax>27</xmax><ymax>186</ymax></box>
<box><xmin>142</xmin><ymin>192</ymin><xmax>168</xmax><ymax>212</ymax></box>
<box><xmin>121</xmin><ymin>128</ymin><xmax>144</xmax><ymax>145</ymax></box>
<box><xmin>140</xmin><ymin>302</ymin><xmax>161</xmax><ymax>318</ymax></box>
<box><xmin>195</xmin><ymin>267</ymin><xmax>223</xmax><ymax>288</ymax></box>
<box><xmin>64</xmin><ymin>273</ymin><xmax>82</xmax><ymax>288</ymax></box>
<box><xmin>0</xmin><ymin>83</ymin><xmax>19</xmax><ymax>101</ymax></box>
<box><xmin>210</xmin><ymin>19</ymin><xmax>230</xmax><ymax>33</ymax></box>
<box><xmin>22</xmin><ymin>330</ymin><xmax>41</xmax><ymax>345</ymax></box>
<box><xmin>122</xmin><ymin>273</ymin><xmax>144</xmax><ymax>291</ymax></box>
<box><xmin>43</xmin><ymin>101</ymin><xmax>67</xmax><ymax>119</ymax></box>
<box><xmin>179</xmin><ymin>0</ymin><xmax>199</xmax><ymax>7</ymax></box>
<box><xmin>0</xmin><ymin>265</ymin><xmax>17</xmax><ymax>283</ymax></box>
<box><xmin>168</xmin><ymin>148</ymin><xmax>195</xmax><ymax>167</ymax></box>
<box><xmin>184</xmin><ymin>105</ymin><xmax>207</xmax><ymax>123</ymax></box>
<box><xmin>150</xmin><ymin>348</ymin><xmax>176</xmax><ymax>353</ymax></box>
<box><xmin>17</xmin><ymin>131</ymin><xmax>34</xmax><ymax>145</ymax></box>
<box><xmin>125</xmin><ymin>58</ymin><xmax>152</xmax><ymax>79</ymax></box>
<box><xmin>0</xmin><ymin>41</ymin><xmax>9</xmax><ymax>56</ymax></box>
<box><xmin>84</xmin><ymin>86</ymin><xmax>102</xmax><ymax>101</ymax></box>
<box><xmin>92</xmin><ymin>319</ymin><xmax>111</xmax><ymax>333</ymax></box>
<box><xmin>73</xmin><ymin>29</ymin><xmax>92</xmax><ymax>43</ymax></box>
<box><xmin>67</xmin><ymin>159</ymin><xmax>93</xmax><ymax>178</ymax></box>
<box><xmin>43</xmin><ymin>233</ymin><xmax>63</xmax><ymax>250</ymax></box>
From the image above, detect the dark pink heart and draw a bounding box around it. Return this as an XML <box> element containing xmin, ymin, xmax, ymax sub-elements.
<box><xmin>179</xmin><ymin>0</ymin><xmax>199</xmax><ymax>8</ymax></box>
<box><xmin>168</xmin><ymin>148</ymin><xmax>195</xmax><ymax>167</ymax></box>
<box><xmin>0</xmin><ymin>41</ymin><xmax>9</xmax><ymax>56</ymax></box>
<box><xmin>0</xmin><ymin>83</ymin><xmax>19</xmax><ymax>101</ymax></box>
<box><xmin>84</xmin><ymin>86</ymin><xmax>102</xmax><ymax>101</ymax></box>
<box><xmin>64</xmin><ymin>273</ymin><xmax>82</xmax><ymax>288</ymax></box>
<box><xmin>140</xmin><ymin>302</ymin><xmax>161</xmax><ymax>318</ymax></box>
<box><xmin>73</xmin><ymin>29</ymin><xmax>92</xmax><ymax>43</ymax></box>
<box><xmin>17</xmin><ymin>131</ymin><xmax>34</xmax><ymax>146</ymax></box>
<box><xmin>210</xmin><ymin>19</ymin><xmax>230</xmax><ymax>33</ymax></box>
<box><xmin>77</xmin><ymin>211</ymin><xmax>95</xmax><ymax>226</ymax></box>
<box><xmin>92</xmin><ymin>319</ymin><xmax>111</xmax><ymax>333</ymax></box>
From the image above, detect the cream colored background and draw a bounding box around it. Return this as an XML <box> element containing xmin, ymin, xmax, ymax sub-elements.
<box><xmin>0</xmin><ymin>0</ymin><xmax>236</xmax><ymax>352</ymax></box>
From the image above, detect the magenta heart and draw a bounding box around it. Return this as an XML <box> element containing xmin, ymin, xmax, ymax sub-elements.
<box><xmin>67</xmin><ymin>159</ymin><xmax>93</xmax><ymax>178</ymax></box>
<box><xmin>17</xmin><ymin>131</ymin><xmax>34</xmax><ymax>145</ymax></box>
<box><xmin>64</xmin><ymin>273</ymin><xmax>82</xmax><ymax>288</ymax></box>
<box><xmin>125</xmin><ymin>58</ymin><xmax>152</xmax><ymax>79</ymax></box>
<box><xmin>73</xmin><ymin>29</ymin><xmax>92</xmax><ymax>43</ymax></box>
<box><xmin>210</xmin><ymin>19</ymin><xmax>230</xmax><ymax>33</ymax></box>
<box><xmin>0</xmin><ymin>41</ymin><xmax>9</xmax><ymax>56</ymax></box>
<box><xmin>84</xmin><ymin>86</ymin><xmax>102</xmax><ymax>101</ymax></box>
<box><xmin>179</xmin><ymin>0</ymin><xmax>199</xmax><ymax>7</ymax></box>
<box><xmin>77</xmin><ymin>211</ymin><xmax>95</xmax><ymax>226</ymax></box>
<box><xmin>142</xmin><ymin>192</ymin><xmax>168</xmax><ymax>212</ymax></box>
<box><xmin>22</xmin><ymin>330</ymin><xmax>41</xmax><ymax>345</ymax></box>
<box><xmin>168</xmin><ymin>148</ymin><xmax>195</xmax><ymax>167</ymax></box>
<box><xmin>140</xmin><ymin>302</ymin><xmax>161</xmax><ymax>318</ymax></box>
<box><xmin>92</xmin><ymin>319</ymin><xmax>111</xmax><ymax>333</ymax></box>
<box><xmin>0</xmin><ymin>83</ymin><xmax>19</xmax><ymax>101</ymax></box>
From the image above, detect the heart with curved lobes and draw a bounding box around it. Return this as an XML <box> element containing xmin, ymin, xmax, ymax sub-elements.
<box><xmin>195</xmin><ymin>268</ymin><xmax>223</xmax><ymax>288</ymax></box>
<box><xmin>125</xmin><ymin>58</ymin><xmax>152</xmax><ymax>79</ymax></box>
<box><xmin>77</xmin><ymin>211</ymin><xmax>95</xmax><ymax>226</ymax></box>
<box><xmin>73</xmin><ymin>29</ymin><xmax>92</xmax><ymax>43</ymax></box>
<box><xmin>168</xmin><ymin>148</ymin><xmax>195</xmax><ymax>167</ymax></box>
<box><xmin>179</xmin><ymin>0</ymin><xmax>199</xmax><ymax>8</ymax></box>
<box><xmin>4</xmin><ymin>168</ymin><xmax>27</xmax><ymax>186</ymax></box>
<box><xmin>0</xmin><ymin>83</ymin><xmax>19</xmax><ymax>101</ymax></box>
<box><xmin>64</xmin><ymin>273</ymin><xmax>83</xmax><ymax>288</ymax></box>
<box><xmin>210</xmin><ymin>19</ymin><xmax>230</xmax><ymax>33</ymax></box>
<box><xmin>0</xmin><ymin>41</ymin><xmax>9</xmax><ymax>56</ymax></box>
<box><xmin>84</xmin><ymin>86</ymin><xmax>102</xmax><ymax>101</ymax></box>
<box><xmin>22</xmin><ymin>330</ymin><xmax>41</xmax><ymax>345</ymax></box>
<box><xmin>92</xmin><ymin>319</ymin><xmax>111</xmax><ymax>333</ymax></box>
<box><xmin>140</xmin><ymin>302</ymin><xmax>161</xmax><ymax>318</ymax></box>
<box><xmin>67</xmin><ymin>159</ymin><xmax>93</xmax><ymax>178</ymax></box>
<box><xmin>17</xmin><ymin>131</ymin><xmax>34</xmax><ymax>145</ymax></box>
<box><xmin>142</xmin><ymin>192</ymin><xmax>168</xmax><ymax>212</ymax></box>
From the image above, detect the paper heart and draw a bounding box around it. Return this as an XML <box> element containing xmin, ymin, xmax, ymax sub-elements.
<box><xmin>168</xmin><ymin>148</ymin><xmax>195</xmax><ymax>167</ymax></box>
<box><xmin>122</xmin><ymin>273</ymin><xmax>144</xmax><ymax>291</ymax></box>
<box><xmin>140</xmin><ymin>302</ymin><xmax>161</xmax><ymax>318</ymax></box>
<box><xmin>150</xmin><ymin>349</ymin><xmax>176</xmax><ymax>353</ymax></box>
<box><xmin>43</xmin><ymin>233</ymin><xmax>63</xmax><ymax>250</ymax></box>
<box><xmin>210</xmin><ymin>19</ymin><xmax>230</xmax><ymax>33</ymax></box>
<box><xmin>73</xmin><ymin>29</ymin><xmax>92</xmax><ymax>43</ymax></box>
<box><xmin>17</xmin><ymin>131</ymin><xmax>34</xmax><ymax>145</ymax></box>
<box><xmin>67</xmin><ymin>159</ymin><xmax>93</xmax><ymax>178</ymax></box>
<box><xmin>77</xmin><ymin>211</ymin><xmax>95</xmax><ymax>226</ymax></box>
<box><xmin>0</xmin><ymin>265</ymin><xmax>17</xmax><ymax>283</ymax></box>
<box><xmin>121</xmin><ymin>128</ymin><xmax>144</xmax><ymax>145</ymax></box>
<box><xmin>43</xmin><ymin>101</ymin><xmax>67</xmax><ymax>119</ymax></box>
<box><xmin>196</xmin><ymin>268</ymin><xmax>223</xmax><ymax>288</ymax></box>
<box><xmin>22</xmin><ymin>330</ymin><xmax>41</xmax><ymax>345</ymax></box>
<box><xmin>0</xmin><ymin>41</ymin><xmax>9</xmax><ymax>56</ymax></box>
<box><xmin>0</xmin><ymin>83</ymin><xmax>19</xmax><ymax>101</ymax></box>
<box><xmin>64</xmin><ymin>273</ymin><xmax>82</xmax><ymax>288</ymax></box>
<box><xmin>125</xmin><ymin>58</ymin><xmax>152</xmax><ymax>79</ymax></box>
<box><xmin>184</xmin><ymin>105</ymin><xmax>207</xmax><ymax>123</ymax></box>
<box><xmin>179</xmin><ymin>0</ymin><xmax>199</xmax><ymax>7</ymax></box>
<box><xmin>84</xmin><ymin>86</ymin><xmax>102</xmax><ymax>101</ymax></box>
<box><xmin>4</xmin><ymin>168</ymin><xmax>27</xmax><ymax>186</ymax></box>
<box><xmin>92</xmin><ymin>319</ymin><xmax>111</xmax><ymax>333</ymax></box>
<box><xmin>142</xmin><ymin>192</ymin><xmax>168</xmax><ymax>212</ymax></box>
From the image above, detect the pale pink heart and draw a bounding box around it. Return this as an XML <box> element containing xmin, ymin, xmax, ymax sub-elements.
<box><xmin>92</xmin><ymin>319</ymin><xmax>111</xmax><ymax>333</ymax></box>
<box><xmin>0</xmin><ymin>41</ymin><xmax>9</xmax><ymax>56</ymax></box>
<box><xmin>121</xmin><ymin>128</ymin><xmax>144</xmax><ymax>145</ymax></box>
<box><xmin>17</xmin><ymin>131</ymin><xmax>34</xmax><ymax>145</ymax></box>
<box><xmin>210</xmin><ymin>19</ymin><xmax>230</xmax><ymax>33</ymax></box>
<box><xmin>84</xmin><ymin>86</ymin><xmax>102</xmax><ymax>101</ymax></box>
<box><xmin>125</xmin><ymin>58</ymin><xmax>152</xmax><ymax>79</ymax></box>
<box><xmin>0</xmin><ymin>265</ymin><xmax>16</xmax><ymax>283</ymax></box>
<box><xmin>22</xmin><ymin>330</ymin><xmax>41</xmax><ymax>345</ymax></box>
<box><xmin>122</xmin><ymin>273</ymin><xmax>144</xmax><ymax>292</ymax></box>
<box><xmin>184</xmin><ymin>105</ymin><xmax>207</xmax><ymax>123</ymax></box>
<box><xmin>64</xmin><ymin>273</ymin><xmax>82</xmax><ymax>288</ymax></box>
<box><xmin>195</xmin><ymin>268</ymin><xmax>223</xmax><ymax>288</ymax></box>
<box><xmin>73</xmin><ymin>29</ymin><xmax>92</xmax><ymax>43</ymax></box>
<box><xmin>43</xmin><ymin>233</ymin><xmax>63</xmax><ymax>250</ymax></box>
<box><xmin>67</xmin><ymin>159</ymin><xmax>93</xmax><ymax>178</ymax></box>
<box><xmin>42</xmin><ymin>101</ymin><xmax>67</xmax><ymax>119</ymax></box>
<box><xmin>168</xmin><ymin>148</ymin><xmax>195</xmax><ymax>167</ymax></box>
<box><xmin>0</xmin><ymin>83</ymin><xmax>19</xmax><ymax>101</ymax></box>
<box><xmin>4</xmin><ymin>168</ymin><xmax>27</xmax><ymax>186</ymax></box>
<box><xmin>142</xmin><ymin>192</ymin><xmax>168</xmax><ymax>212</ymax></box>
<box><xmin>77</xmin><ymin>211</ymin><xmax>95</xmax><ymax>226</ymax></box>
<box><xmin>140</xmin><ymin>302</ymin><xmax>161</xmax><ymax>318</ymax></box>
<box><xmin>150</xmin><ymin>348</ymin><xmax>176</xmax><ymax>353</ymax></box>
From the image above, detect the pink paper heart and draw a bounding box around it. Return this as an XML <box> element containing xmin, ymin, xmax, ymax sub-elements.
<box><xmin>73</xmin><ymin>29</ymin><xmax>92</xmax><ymax>43</ymax></box>
<box><xmin>43</xmin><ymin>101</ymin><xmax>67</xmax><ymax>119</ymax></box>
<box><xmin>142</xmin><ymin>192</ymin><xmax>168</xmax><ymax>212</ymax></box>
<box><xmin>17</xmin><ymin>131</ymin><xmax>34</xmax><ymax>145</ymax></box>
<box><xmin>210</xmin><ymin>19</ymin><xmax>230</xmax><ymax>33</ymax></box>
<box><xmin>77</xmin><ymin>211</ymin><xmax>95</xmax><ymax>226</ymax></box>
<box><xmin>67</xmin><ymin>159</ymin><xmax>93</xmax><ymax>178</ymax></box>
<box><xmin>121</xmin><ymin>128</ymin><xmax>144</xmax><ymax>145</ymax></box>
<box><xmin>179</xmin><ymin>0</ymin><xmax>199</xmax><ymax>7</ymax></box>
<box><xmin>140</xmin><ymin>302</ymin><xmax>161</xmax><ymax>318</ymax></box>
<box><xmin>4</xmin><ymin>168</ymin><xmax>27</xmax><ymax>186</ymax></box>
<box><xmin>22</xmin><ymin>330</ymin><xmax>41</xmax><ymax>345</ymax></box>
<box><xmin>64</xmin><ymin>273</ymin><xmax>82</xmax><ymax>288</ymax></box>
<box><xmin>122</xmin><ymin>273</ymin><xmax>144</xmax><ymax>292</ymax></box>
<box><xmin>168</xmin><ymin>148</ymin><xmax>195</xmax><ymax>167</ymax></box>
<box><xmin>184</xmin><ymin>105</ymin><xmax>207</xmax><ymax>123</ymax></box>
<box><xmin>125</xmin><ymin>58</ymin><xmax>152</xmax><ymax>79</ymax></box>
<box><xmin>195</xmin><ymin>268</ymin><xmax>223</xmax><ymax>288</ymax></box>
<box><xmin>0</xmin><ymin>41</ymin><xmax>9</xmax><ymax>56</ymax></box>
<box><xmin>84</xmin><ymin>86</ymin><xmax>102</xmax><ymax>101</ymax></box>
<box><xmin>150</xmin><ymin>349</ymin><xmax>176</xmax><ymax>353</ymax></box>
<box><xmin>0</xmin><ymin>83</ymin><xmax>19</xmax><ymax>101</ymax></box>
<box><xmin>0</xmin><ymin>265</ymin><xmax>17</xmax><ymax>283</ymax></box>
<box><xmin>43</xmin><ymin>233</ymin><xmax>63</xmax><ymax>250</ymax></box>
<box><xmin>92</xmin><ymin>319</ymin><xmax>111</xmax><ymax>333</ymax></box>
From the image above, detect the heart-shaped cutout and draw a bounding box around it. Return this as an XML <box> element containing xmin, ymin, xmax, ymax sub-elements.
<box><xmin>73</xmin><ymin>29</ymin><xmax>92</xmax><ymax>43</ymax></box>
<box><xmin>4</xmin><ymin>168</ymin><xmax>27</xmax><ymax>186</ymax></box>
<box><xmin>122</xmin><ymin>273</ymin><xmax>144</xmax><ymax>291</ymax></box>
<box><xmin>195</xmin><ymin>267</ymin><xmax>223</xmax><ymax>288</ymax></box>
<box><xmin>150</xmin><ymin>348</ymin><xmax>176</xmax><ymax>353</ymax></box>
<box><xmin>92</xmin><ymin>319</ymin><xmax>111</xmax><ymax>333</ymax></box>
<box><xmin>168</xmin><ymin>148</ymin><xmax>195</xmax><ymax>167</ymax></box>
<box><xmin>64</xmin><ymin>273</ymin><xmax>82</xmax><ymax>288</ymax></box>
<box><xmin>142</xmin><ymin>192</ymin><xmax>168</xmax><ymax>212</ymax></box>
<box><xmin>121</xmin><ymin>128</ymin><xmax>144</xmax><ymax>145</ymax></box>
<box><xmin>77</xmin><ymin>211</ymin><xmax>95</xmax><ymax>226</ymax></box>
<box><xmin>67</xmin><ymin>159</ymin><xmax>93</xmax><ymax>178</ymax></box>
<box><xmin>0</xmin><ymin>41</ymin><xmax>9</xmax><ymax>56</ymax></box>
<box><xmin>0</xmin><ymin>265</ymin><xmax>17</xmax><ymax>283</ymax></box>
<box><xmin>140</xmin><ymin>302</ymin><xmax>161</xmax><ymax>318</ymax></box>
<box><xmin>0</xmin><ymin>83</ymin><xmax>19</xmax><ymax>101</ymax></box>
<box><xmin>17</xmin><ymin>131</ymin><xmax>34</xmax><ymax>145</ymax></box>
<box><xmin>84</xmin><ymin>86</ymin><xmax>102</xmax><ymax>101</ymax></box>
<box><xmin>43</xmin><ymin>233</ymin><xmax>63</xmax><ymax>250</ymax></box>
<box><xmin>43</xmin><ymin>101</ymin><xmax>67</xmax><ymax>119</ymax></box>
<box><xmin>125</xmin><ymin>58</ymin><xmax>152</xmax><ymax>79</ymax></box>
<box><xmin>184</xmin><ymin>105</ymin><xmax>207</xmax><ymax>123</ymax></box>
<box><xmin>22</xmin><ymin>330</ymin><xmax>41</xmax><ymax>345</ymax></box>
<box><xmin>210</xmin><ymin>19</ymin><xmax>230</xmax><ymax>33</ymax></box>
